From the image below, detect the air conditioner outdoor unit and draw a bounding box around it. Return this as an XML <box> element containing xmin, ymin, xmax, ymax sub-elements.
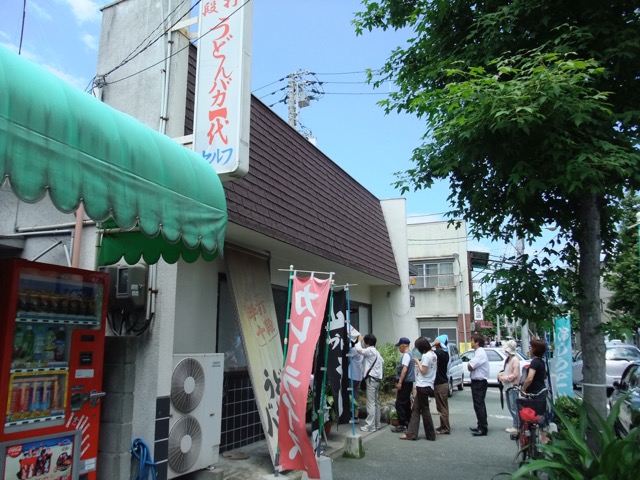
<box><xmin>168</xmin><ymin>354</ymin><xmax>224</xmax><ymax>478</ymax></box>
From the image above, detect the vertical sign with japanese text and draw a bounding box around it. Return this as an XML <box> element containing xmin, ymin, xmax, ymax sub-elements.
<box><xmin>194</xmin><ymin>0</ymin><xmax>252</xmax><ymax>178</ymax></box>
<box><xmin>225</xmin><ymin>248</ymin><xmax>283</xmax><ymax>464</ymax></box>
<box><xmin>554</xmin><ymin>316</ymin><xmax>573</xmax><ymax>398</ymax></box>
<box><xmin>278</xmin><ymin>276</ymin><xmax>331</xmax><ymax>479</ymax></box>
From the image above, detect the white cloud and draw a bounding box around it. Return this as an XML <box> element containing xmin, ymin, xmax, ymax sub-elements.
<box><xmin>42</xmin><ymin>64</ymin><xmax>88</xmax><ymax>91</ymax></box>
<box><xmin>81</xmin><ymin>33</ymin><xmax>98</xmax><ymax>51</ymax></box>
<box><xmin>1</xmin><ymin>42</ymin><xmax>88</xmax><ymax>91</ymax></box>
<box><xmin>30</xmin><ymin>2</ymin><xmax>54</xmax><ymax>21</ymax></box>
<box><xmin>63</xmin><ymin>0</ymin><xmax>101</xmax><ymax>24</ymax></box>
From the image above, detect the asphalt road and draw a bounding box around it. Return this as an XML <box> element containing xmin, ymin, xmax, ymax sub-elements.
<box><xmin>330</xmin><ymin>386</ymin><xmax>521</xmax><ymax>480</ymax></box>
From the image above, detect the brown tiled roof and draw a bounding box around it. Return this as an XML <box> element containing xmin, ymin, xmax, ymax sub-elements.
<box><xmin>223</xmin><ymin>96</ymin><xmax>400</xmax><ymax>285</ymax></box>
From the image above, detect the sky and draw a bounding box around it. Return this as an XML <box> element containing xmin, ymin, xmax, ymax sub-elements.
<box><xmin>0</xmin><ymin>0</ymin><xmax>520</xmax><ymax>263</ymax></box>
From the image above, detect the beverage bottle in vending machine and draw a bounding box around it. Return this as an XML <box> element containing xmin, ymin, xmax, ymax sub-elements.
<box><xmin>54</xmin><ymin>327</ymin><xmax>66</xmax><ymax>362</ymax></box>
<box><xmin>21</xmin><ymin>326</ymin><xmax>35</xmax><ymax>362</ymax></box>
<box><xmin>44</xmin><ymin>327</ymin><xmax>57</xmax><ymax>362</ymax></box>
<box><xmin>33</xmin><ymin>327</ymin><xmax>46</xmax><ymax>364</ymax></box>
<box><xmin>13</xmin><ymin>325</ymin><xmax>24</xmax><ymax>360</ymax></box>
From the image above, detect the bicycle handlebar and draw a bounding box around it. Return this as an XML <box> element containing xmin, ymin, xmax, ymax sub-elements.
<box><xmin>513</xmin><ymin>386</ymin><xmax>548</xmax><ymax>398</ymax></box>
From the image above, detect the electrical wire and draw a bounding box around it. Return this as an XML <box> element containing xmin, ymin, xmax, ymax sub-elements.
<box><xmin>313</xmin><ymin>69</ymin><xmax>378</xmax><ymax>75</ymax></box>
<box><xmin>252</xmin><ymin>76</ymin><xmax>287</xmax><ymax>92</ymax></box>
<box><xmin>313</xmin><ymin>91</ymin><xmax>389</xmax><ymax>96</ymax></box>
<box><xmin>105</xmin><ymin>0</ymin><xmax>251</xmax><ymax>86</ymax></box>
<box><xmin>101</xmin><ymin>0</ymin><xmax>197</xmax><ymax>82</ymax></box>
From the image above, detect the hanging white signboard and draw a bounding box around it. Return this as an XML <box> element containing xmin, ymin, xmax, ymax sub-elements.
<box><xmin>194</xmin><ymin>0</ymin><xmax>253</xmax><ymax>178</ymax></box>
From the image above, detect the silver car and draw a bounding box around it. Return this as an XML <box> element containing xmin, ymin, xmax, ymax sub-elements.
<box><xmin>447</xmin><ymin>344</ymin><xmax>465</xmax><ymax>396</ymax></box>
<box><xmin>461</xmin><ymin>347</ymin><xmax>531</xmax><ymax>386</ymax></box>
<box><xmin>572</xmin><ymin>343</ymin><xmax>640</xmax><ymax>394</ymax></box>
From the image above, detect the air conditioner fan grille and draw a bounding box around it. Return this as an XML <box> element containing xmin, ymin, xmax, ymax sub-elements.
<box><xmin>171</xmin><ymin>357</ymin><xmax>205</xmax><ymax>413</ymax></box>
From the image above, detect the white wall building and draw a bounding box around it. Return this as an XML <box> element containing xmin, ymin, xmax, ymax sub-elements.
<box><xmin>407</xmin><ymin>217</ymin><xmax>474</xmax><ymax>351</ymax></box>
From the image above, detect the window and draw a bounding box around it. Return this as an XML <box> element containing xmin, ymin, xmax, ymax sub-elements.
<box><xmin>410</xmin><ymin>260</ymin><xmax>455</xmax><ymax>288</ymax></box>
<box><xmin>486</xmin><ymin>350</ymin><xmax>503</xmax><ymax>362</ymax></box>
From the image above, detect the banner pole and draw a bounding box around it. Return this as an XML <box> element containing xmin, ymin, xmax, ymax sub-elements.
<box><xmin>274</xmin><ymin>265</ymin><xmax>295</xmax><ymax>476</ymax></box>
<box><xmin>344</xmin><ymin>284</ymin><xmax>357</xmax><ymax>436</ymax></box>
<box><xmin>317</xmin><ymin>276</ymin><xmax>335</xmax><ymax>457</ymax></box>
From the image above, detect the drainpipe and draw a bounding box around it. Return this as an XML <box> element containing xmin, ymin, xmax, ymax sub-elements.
<box><xmin>71</xmin><ymin>203</ymin><xmax>85</xmax><ymax>268</ymax></box>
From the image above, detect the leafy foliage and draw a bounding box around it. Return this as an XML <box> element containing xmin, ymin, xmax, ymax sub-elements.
<box><xmin>377</xmin><ymin>343</ymin><xmax>400</xmax><ymax>394</ymax></box>
<box><xmin>510</xmin><ymin>396</ymin><xmax>640</xmax><ymax>479</ymax></box>
<box><xmin>602</xmin><ymin>191</ymin><xmax>640</xmax><ymax>339</ymax></box>
<box><xmin>551</xmin><ymin>394</ymin><xmax>583</xmax><ymax>439</ymax></box>
<box><xmin>354</xmin><ymin>0</ymin><xmax>640</xmax><ymax>417</ymax></box>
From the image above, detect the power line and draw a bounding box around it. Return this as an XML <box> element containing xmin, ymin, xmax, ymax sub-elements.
<box><xmin>106</xmin><ymin>0</ymin><xmax>251</xmax><ymax>86</ymax></box>
<box><xmin>252</xmin><ymin>76</ymin><xmax>287</xmax><ymax>92</ymax></box>
<box><xmin>88</xmin><ymin>0</ymin><xmax>196</xmax><ymax>92</ymax></box>
<box><xmin>313</xmin><ymin>69</ymin><xmax>378</xmax><ymax>75</ymax></box>
<box><xmin>316</xmin><ymin>91</ymin><xmax>388</xmax><ymax>96</ymax></box>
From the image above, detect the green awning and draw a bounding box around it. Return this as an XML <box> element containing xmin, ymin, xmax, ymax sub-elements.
<box><xmin>0</xmin><ymin>46</ymin><xmax>227</xmax><ymax>265</ymax></box>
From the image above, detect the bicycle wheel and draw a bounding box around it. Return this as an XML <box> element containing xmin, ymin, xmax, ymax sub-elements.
<box><xmin>529</xmin><ymin>425</ymin><xmax>542</xmax><ymax>459</ymax></box>
<box><xmin>516</xmin><ymin>423</ymin><xmax>529</xmax><ymax>465</ymax></box>
<box><xmin>528</xmin><ymin>425</ymin><xmax>537</xmax><ymax>459</ymax></box>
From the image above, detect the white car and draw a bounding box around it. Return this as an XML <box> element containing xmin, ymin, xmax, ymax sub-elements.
<box><xmin>572</xmin><ymin>343</ymin><xmax>640</xmax><ymax>394</ymax></box>
<box><xmin>460</xmin><ymin>347</ymin><xmax>531</xmax><ymax>386</ymax></box>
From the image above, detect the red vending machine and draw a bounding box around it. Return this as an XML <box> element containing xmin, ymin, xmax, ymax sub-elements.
<box><xmin>0</xmin><ymin>259</ymin><xmax>108</xmax><ymax>480</ymax></box>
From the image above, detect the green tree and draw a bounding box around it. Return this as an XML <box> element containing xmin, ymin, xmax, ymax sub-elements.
<box><xmin>354</xmin><ymin>0</ymin><xmax>640</xmax><ymax>418</ymax></box>
<box><xmin>603</xmin><ymin>191</ymin><xmax>640</xmax><ymax>340</ymax></box>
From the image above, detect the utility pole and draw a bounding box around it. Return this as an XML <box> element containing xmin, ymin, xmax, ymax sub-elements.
<box><xmin>516</xmin><ymin>237</ymin><xmax>530</xmax><ymax>351</ymax></box>
<box><xmin>285</xmin><ymin>70</ymin><xmax>322</xmax><ymax>141</ymax></box>
<box><xmin>287</xmin><ymin>73</ymin><xmax>297</xmax><ymax>128</ymax></box>
<box><xmin>453</xmin><ymin>253</ymin><xmax>468</xmax><ymax>351</ymax></box>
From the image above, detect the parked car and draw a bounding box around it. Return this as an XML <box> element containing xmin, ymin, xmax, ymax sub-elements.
<box><xmin>608</xmin><ymin>360</ymin><xmax>640</xmax><ymax>437</ymax></box>
<box><xmin>447</xmin><ymin>344</ymin><xmax>464</xmax><ymax>396</ymax></box>
<box><xmin>460</xmin><ymin>347</ymin><xmax>531</xmax><ymax>386</ymax></box>
<box><xmin>572</xmin><ymin>343</ymin><xmax>640</xmax><ymax>394</ymax></box>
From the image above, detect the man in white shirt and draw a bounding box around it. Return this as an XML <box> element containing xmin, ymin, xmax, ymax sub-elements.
<box><xmin>467</xmin><ymin>334</ymin><xmax>490</xmax><ymax>436</ymax></box>
<box><xmin>354</xmin><ymin>334</ymin><xmax>384</xmax><ymax>432</ymax></box>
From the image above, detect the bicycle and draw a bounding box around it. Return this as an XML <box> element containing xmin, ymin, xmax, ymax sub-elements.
<box><xmin>511</xmin><ymin>386</ymin><xmax>548</xmax><ymax>465</ymax></box>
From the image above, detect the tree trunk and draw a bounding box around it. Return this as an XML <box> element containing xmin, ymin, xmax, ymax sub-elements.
<box><xmin>576</xmin><ymin>195</ymin><xmax>607</xmax><ymax>421</ymax></box>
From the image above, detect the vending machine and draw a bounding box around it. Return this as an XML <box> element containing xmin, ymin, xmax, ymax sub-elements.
<box><xmin>0</xmin><ymin>259</ymin><xmax>108</xmax><ymax>480</ymax></box>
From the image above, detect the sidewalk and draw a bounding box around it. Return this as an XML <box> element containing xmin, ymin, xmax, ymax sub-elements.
<box><xmin>210</xmin><ymin>388</ymin><xmax>521</xmax><ymax>480</ymax></box>
<box><xmin>210</xmin><ymin>421</ymin><xmax>385</xmax><ymax>480</ymax></box>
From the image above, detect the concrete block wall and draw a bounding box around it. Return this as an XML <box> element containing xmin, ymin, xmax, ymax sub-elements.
<box><xmin>98</xmin><ymin>335</ymin><xmax>138</xmax><ymax>479</ymax></box>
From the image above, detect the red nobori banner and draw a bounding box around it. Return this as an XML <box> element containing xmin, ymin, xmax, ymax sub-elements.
<box><xmin>278</xmin><ymin>275</ymin><xmax>331</xmax><ymax>478</ymax></box>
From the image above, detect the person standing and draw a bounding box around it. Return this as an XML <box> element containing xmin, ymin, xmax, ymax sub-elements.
<box><xmin>433</xmin><ymin>334</ymin><xmax>451</xmax><ymax>434</ymax></box>
<box><xmin>392</xmin><ymin>337</ymin><xmax>415</xmax><ymax>433</ymax></box>
<box><xmin>348</xmin><ymin>327</ymin><xmax>364</xmax><ymax>423</ymax></box>
<box><xmin>468</xmin><ymin>334</ymin><xmax>490</xmax><ymax>436</ymax></box>
<box><xmin>354</xmin><ymin>334</ymin><xmax>384</xmax><ymax>432</ymax></box>
<box><xmin>400</xmin><ymin>337</ymin><xmax>437</xmax><ymax>441</ymax></box>
<box><xmin>521</xmin><ymin>338</ymin><xmax>549</xmax><ymax>443</ymax></box>
<box><xmin>497</xmin><ymin>339</ymin><xmax>521</xmax><ymax>434</ymax></box>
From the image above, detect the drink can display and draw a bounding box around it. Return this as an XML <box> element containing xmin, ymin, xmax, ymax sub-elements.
<box><xmin>52</xmin><ymin>378</ymin><xmax>61</xmax><ymax>410</ymax></box>
<box><xmin>20</xmin><ymin>381</ymin><xmax>33</xmax><ymax>417</ymax></box>
<box><xmin>9</xmin><ymin>381</ymin><xmax>23</xmax><ymax>417</ymax></box>
<box><xmin>31</xmin><ymin>381</ymin><xmax>43</xmax><ymax>413</ymax></box>
<box><xmin>41</xmin><ymin>381</ymin><xmax>52</xmax><ymax>411</ymax></box>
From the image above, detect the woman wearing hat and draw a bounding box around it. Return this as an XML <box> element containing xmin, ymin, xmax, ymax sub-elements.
<box><xmin>498</xmin><ymin>340</ymin><xmax>521</xmax><ymax>434</ymax></box>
